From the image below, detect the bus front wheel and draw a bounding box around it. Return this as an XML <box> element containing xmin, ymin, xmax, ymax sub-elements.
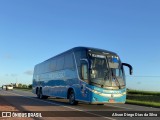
<box><xmin>69</xmin><ymin>90</ymin><xmax>78</xmax><ymax>105</ymax></box>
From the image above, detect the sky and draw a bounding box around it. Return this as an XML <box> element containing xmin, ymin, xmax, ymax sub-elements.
<box><xmin>0</xmin><ymin>0</ymin><xmax>160</xmax><ymax>91</ymax></box>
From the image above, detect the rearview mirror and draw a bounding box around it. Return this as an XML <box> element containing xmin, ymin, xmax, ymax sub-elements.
<box><xmin>122</xmin><ymin>63</ymin><xmax>133</xmax><ymax>75</ymax></box>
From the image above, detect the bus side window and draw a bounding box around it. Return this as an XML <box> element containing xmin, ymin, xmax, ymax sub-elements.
<box><xmin>56</xmin><ymin>56</ymin><xmax>65</xmax><ymax>71</ymax></box>
<box><xmin>81</xmin><ymin>64</ymin><xmax>88</xmax><ymax>80</ymax></box>
<box><xmin>64</xmin><ymin>53</ymin><xmax>75</xmax><ymax>69</ymax></box>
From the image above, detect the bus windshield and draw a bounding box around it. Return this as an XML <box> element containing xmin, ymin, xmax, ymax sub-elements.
<box><xmin>89</xmin><ymin>52</ymin><xmax>125</xmax><ymax>89</ymax></box>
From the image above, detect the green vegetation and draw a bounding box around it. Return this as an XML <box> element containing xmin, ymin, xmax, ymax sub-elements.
<box><xmin>126</xmin><ymin>89</ymin><xmax>160</xmax><ymax>108</ymax></box>
<box><xmin>126</xmin><ymin>100</ymin><xmax>160</xmax><ymax>108</ymax></box>
<box><xmin>127</xmin><ymin>89</ymin><xmax>160</xmax><ymax>96</ymax></box>
<box><xmin>13</xmin><ymin>84</ymin><xmax>32</xmax><ymax>92</ymax></box>
<box><xmin>16</xmin><ymin>84</ymin><xmax>32</xmax><ymax>89</ymax></box>
<box><xmin>14</xmin><ymin>87</ymin><xmax>32</xmax><ymax>92</ymax></box>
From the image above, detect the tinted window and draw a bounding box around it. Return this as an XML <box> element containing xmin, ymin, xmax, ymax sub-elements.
<box><xmin>38</xmin><ymin>64</ymin><xmax>43</xmax><ymax>74</ymax></box>
<box><xmin>56</xmin><ymin>56</ymin><xmax>64</xmax><ymax>70</ymax></box>
<box><xmin>75</xmin><ymin>51</ymin><xmax>81</xmax><ymax>67</ymax></box>
<box><xmin>44</xmin><ymin>61</ymin><xmax>50</xmax><ymax>73</ymax></box>
<box><xmin>74</xmin><ymin>50</ymin><xmax>87</xmax><ymax>78</ymax></box>
<box><xmin>75</xmin><ymin>50</ymin><xmax>86</xmax><ymax>66</ymax></box>
<box><xmin>64</xmin><ymin>53</ymin><xmax>74</xmax><ymax>69</ymax></box>
<box><xmin>49</xmin><ymin>59</ymin><xmax>56</xmax><ymax>71</ymax></box>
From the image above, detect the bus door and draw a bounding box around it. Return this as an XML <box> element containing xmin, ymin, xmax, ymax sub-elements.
<box><xmin>79</xmin><ymin>59</ymin><xmax>91</xmax><ymax>102</ymax></box>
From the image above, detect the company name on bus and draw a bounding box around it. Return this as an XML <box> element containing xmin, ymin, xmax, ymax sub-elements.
<box><xmin>102</xmin><ymin>90</ymin><xmax>122</xmax><ymax>94</ymax></box>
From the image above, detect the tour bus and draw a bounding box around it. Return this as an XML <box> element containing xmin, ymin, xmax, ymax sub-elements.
<box><xmin>32</xmin><ymin>47</ymin><xmax>133</xmax><ymax>105</ymax></box>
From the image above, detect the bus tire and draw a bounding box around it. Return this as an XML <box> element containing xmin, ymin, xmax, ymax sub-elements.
<box><xmin>69</xmin><ymin>90</ymin><xmax>78</xmax><ymax>105</ymax></box>
<box><xmin>43</xmin><ymin>96</ymin><xmax>49</xmax><ymax>99</ymax></box>
<box><xmin>37</xmin><ymin>88</ymin><xmax>40</xmax><ymax>98</ymax></box>
<box><xmin>37</xmin><ymin>88</ymin><xmax>48</xmax><ymax>99</ymax></box>
<box><xmin>37</xmin><ymin>88</ymin><xmax>43</xmax><ymax>99</ymax></box>
<box><xmin>39</xmin><ymin>88</ymin><xmax>43</xmax><ymax>99</ymax></box>
<box><xmin>38</xmin><ymin>88</ymin><xmax>48</xmax><ymax>99</ymax></box>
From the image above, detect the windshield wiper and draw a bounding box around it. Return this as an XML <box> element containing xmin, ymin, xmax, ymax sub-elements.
<box><xmin>104</xmin><ymin>69</ymin><xmax>110</xmax><ymax>80</ymax></box>
<box><xmin>112</xmin><ymin>75</ymin><xmax>121</xmax><ymax>89</ymax></box>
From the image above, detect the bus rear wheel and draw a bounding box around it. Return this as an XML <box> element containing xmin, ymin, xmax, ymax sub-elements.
<box><xmin>69</xmin><ymin>90</ymin><xmax>78</xmax><ymax>105</ymax></box>
<box><xmin>37</xmin><ymin>88</ymin><xmax>48</xmax><ymax>99</ymax></box>
<box><xmin>36</xmin><ymin>88</ymin><xmax>40</xmax><ymax>98</ymax></box>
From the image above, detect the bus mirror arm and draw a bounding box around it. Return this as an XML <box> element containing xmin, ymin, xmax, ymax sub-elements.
<box><xmin>122</xmin><ymin>63</ymin><xmax>133</xmax><ymax>75</ymax></box>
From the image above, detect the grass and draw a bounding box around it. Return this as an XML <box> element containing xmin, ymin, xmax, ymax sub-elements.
<box><xmin>126</xmin><ymin>100</ymin><xmax>160</xmax><ymax>108</ymax></box>
<box><xmin>127</xmin><ymin>90</ymin><xmax>160</xmax><ymax>96</ymax></box>
<box><xmin>126</xmin><ymin>89</ymin><xmax>160</xmax><ymax>108</ymax></box>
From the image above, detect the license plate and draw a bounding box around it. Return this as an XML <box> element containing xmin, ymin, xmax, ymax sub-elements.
<box><xmin>109</xmin><ymin>99</ymin><xmax>115</xmax><ymax>103</ymax></box>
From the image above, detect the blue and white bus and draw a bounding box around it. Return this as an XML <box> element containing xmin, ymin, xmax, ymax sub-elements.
<box><xmin>32</xmin><ymin>47</ymin><xmax>133</xmax><ymax>105</ymax></box>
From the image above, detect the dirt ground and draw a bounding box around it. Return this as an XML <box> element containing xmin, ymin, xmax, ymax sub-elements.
<box><xmin>0</xmin><ymin>95</ymin><xmax>17</xmax><ymax>111</ymax></box>
<box><xmin>0</xmin><ymin>95</ymin><xmax>33</xmax><ymax>120</ymax></box>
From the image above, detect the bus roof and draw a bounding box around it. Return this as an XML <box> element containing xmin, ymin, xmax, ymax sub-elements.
<box><xmin>36</xmin><ymin>46</ymin><xmax>117</xmax><ymax>66</ymax></box>
<box><xmin>74</xmin><ymin>46</ymin><xmax>117</xmax><ymax>55</ymax></box>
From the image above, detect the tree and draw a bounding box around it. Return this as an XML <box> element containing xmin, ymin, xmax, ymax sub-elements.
<box><xmin>28</xmin><ymin>84</ymin><xmax>32</xmax><ymax>89</ymax></box>
<box><xmin>22</xmin><ymin>84</ymin><xmax>28</xmax><ymax>88</ymax></box>
<box><xmin>18</xmin><ymin>83</ymin><xmax>22</xmax><ymax>88</ymax></box>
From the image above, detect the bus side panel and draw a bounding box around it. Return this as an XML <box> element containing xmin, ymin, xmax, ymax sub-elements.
<box><xmin>73</xmin><ymin>80</ymin><xmax>91</xmax><ymax>102</ymax></box>
<box><xmin>38</xmin><ymin>69</ymin><xmax>78</xmax><ymax>99</ymax></box>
